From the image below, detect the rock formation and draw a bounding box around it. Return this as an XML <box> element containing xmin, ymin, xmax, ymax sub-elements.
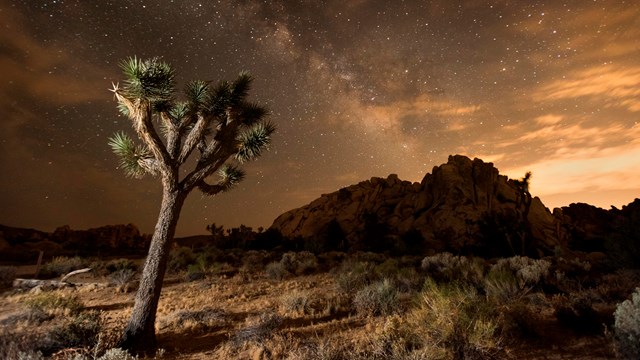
<box><xmin>0</xmin><ymin>224</ymin><xmax>150</xmax><ymax>262</ymax></box>
<box><xmin>272</xmin><ymin>155</ymin><xmax>563</xmax><ymax>257</ymax></box>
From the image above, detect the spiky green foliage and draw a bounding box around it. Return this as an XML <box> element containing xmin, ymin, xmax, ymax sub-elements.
<box><xmin>110</xmin><ymin>57</ymin><xmax>273</xmax><ymax>192</ymax></box>
<box><xmin>219</xmin><ymin>164</ymin><xmax>246</xmax><ymax>188</ymax></box>
<box><xmin>108</xmin><ymin>132</ymin><xmax>153</xmax><ymax>178</ymax></box>
<box><xmin>119</xmin><ymin>56</ymin><xmax>175</xmax><ymax>102</ymax></box>
<box><xmin>236</xmin><ymin>122</ymin><xmax>276</xmax><ymax>163</ymax></box>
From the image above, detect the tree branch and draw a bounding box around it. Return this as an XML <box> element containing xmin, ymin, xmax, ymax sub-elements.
<box><xmin>177</xmin><ymin>114</ymin><xmax>210</xmax><ymax>164</ymax></box>
<box><xmin>113</xmin><ymin>89</ymin><xmax>173</xmax><ymax>173</ymax></box>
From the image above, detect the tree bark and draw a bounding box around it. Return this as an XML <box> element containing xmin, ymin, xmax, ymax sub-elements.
<box><xmin>120</xmin><ymin>188</ymin><xmax>186</xmax><ymax>355</ymax></box>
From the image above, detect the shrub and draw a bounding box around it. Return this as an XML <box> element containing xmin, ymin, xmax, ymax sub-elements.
<box><xmin>613</xmin><ymin>288</ymin><xmax>640</xmax><ymax>359</ymax></box>
<box><xmin>265</xmin><ymin>261</ymin><xmax>290</xmax><ymax>281</ymax></box>
<box><xmin>109</xmin><ymin>269</ymin><xmax>136</xmax><ymax>293</ymax></box>
<box><xmin>160</xmin><ymin>307</ymin><xmax>227</xmax><ymax>333</ymax></box>
<box><xmin>0</xmin><ymin>266</ymin><xmax>17</xmax><ymax>289</ymax></box>
<box><xmin>421</xmin><ymin>253</ymin><xmax>485</xmax><ymax>285</ymax></box>
<box><xmin>484</xmin><ymin>267</ymin><xmax>523</xmax><ymax>303</ymax></box>
<box><xmin>280</xmin><ymin>251</ymin><xmax>318</xmax><ymax>276</ymax></box>
<box><xmin>353</xmin><ymin>279</ymin><xmax>400</xmax><ymax>317</ymax></box>
<box><xmin>26</xmin><ymin>292</ymin><xmax>83</xmax><ymax>316</ymax></box>
<box><xmin>233</xmin><ymin>312</ymin><xmax>283</xmax><ymax>345</ymax></box>
<box><xmin>409</xmin><ymin>279</ymin><xmax>501</xmax><ymax>359</ymax></box>
<box><xmin>0</xmin><ymin>329</ymin><xmax>44</xmax><ymax>360</ymax></box>
<box><xmin>484</xmin><ymin>256</ymin><xmax>550</xmax><ymax>303</ymax></box>
<box><xmin>40</xmin><ymin>257</ymin><xmax>86</xmax><ymax>278</ymax></box>
<box><xmin>96</xmin><ymin>348</ymin><xmax>138</xmax><ymax>360</ymax></box>
<box><xmin>279</xmin><ymin>290</ymin><xmax>311</xmax><ymax>316</ymax></box>
<box><xmin>335</xmin><ymin>260</ymin><xmax>377</xmax><ymax>293</ymax></box>
<box><xmin>168</xmin><ymin>246</ymin><xmax>195</xmax><ymax>273</ymax></box>
<box><xmin>493</xmin><ymin>256</ymin><xmax>550</xmax><ymax>288</ymax></box>
<box><xmin>48</xmin><ymin>311</ymin><xmax>103</xmax><ymax>353</ymax></box>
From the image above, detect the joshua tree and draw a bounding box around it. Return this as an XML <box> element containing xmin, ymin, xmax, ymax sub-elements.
<box><xmin>108</xmin><ymin>57</ymin><xmax>274</xmax><ymax>354</ymax></box>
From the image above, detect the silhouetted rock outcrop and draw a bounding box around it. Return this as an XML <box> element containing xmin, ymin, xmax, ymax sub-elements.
<box><xmin>558</xmin><ymin>199</ymin><xmax>640</xmax><ymax>267</ymax></box>
<box><xmin>272</xmin><ymin>155</ymin><xmax>562</xmax><ymax>257</ymax></box>
<box><xmin>0</xmin><ymin>224</ymin><xmax>150</xmax><ymax>262</ymax></box>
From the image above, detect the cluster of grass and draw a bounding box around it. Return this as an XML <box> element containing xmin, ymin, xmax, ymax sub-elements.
<box><xmin>39</xmin><ymin>256</ymin><xmax>88</xmax><ymax>279</ymax></box>
<box><xmin>265</xmin><ymin>251</ymin><xmax>319</xmax><ymax>280</ymax></box>
<box><xmin>0</xmin><ymin>290</ymin><xmax>134</xmax><ymax>359</ymax></box>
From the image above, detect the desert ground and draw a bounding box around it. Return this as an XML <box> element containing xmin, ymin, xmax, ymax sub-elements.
<box><xmin>1</xmin><ymin>249</ymin><xmax>637</xmax><ymax>359</ymax></box>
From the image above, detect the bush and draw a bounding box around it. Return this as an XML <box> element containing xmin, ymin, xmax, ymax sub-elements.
<box><xmin>48</xmin><ymin>311</ymin><xmax>103</xmax><ymax>353</ymax></box>
<box><xmin>96</xmin><ymin>348</ymin><xmax>138</xmax><ymax>360</ymax></box>
<box><xmin>421</xmin><ymin>253</ymin><xmax>485</xmax><ymax>285</ymax></box>
<box><xmin>109</xmin><ymin>269</ymin><xmax>136</xmax><ymax>293</ymax></box>
<box><xmin>265</xmin><ymin>261</ymin><xmax>290</xmax><ymax>281</ymax></box>
<box><xmin>280</xmin><ymin>251</ymin><xmax>318</xmax><ymax>275</ymax></box>
<box><xmin>353</xmin><ymin>279</ymin><xmax>400</xmax><ymax>317</ymax></box>
<box><xmin>493</xmin><ymin>256</ymin><xmax>550</xmax><ymax>288</ymax></box>
<box><xmin>484</xmin><ymin>267</ymin><xmax>523</xmax><ymax>303</ymax></box>
<box><xmin>26</xmin><ymin>292</ymin><xmax>83</xmax><ymax>316</ymax></box>
<box><xmin>484</xmin><ymin>256</ymin><xmax>550</xmax><ymax>303</ymax></box>
<box><xmin>0</xmin><ymin>328</ymin><xmax>44</xmax><ymax>360</ymax></box>
<box><xmin>168</xmin><ymin>246</ymin><xmax>195</xmax><ymax>273</ymax></box>
<box><xmin>614</xmin><ymin>288</ymin><xmax>640</xmax><ymax>359</ymax></box>
<box><xmin>40</xmin><ymin>257</ymin><xmax>86</xmax><ymax>278</ymax></box>
<box><xmin>160</xmin><ymin>307</ymin><xmax>227</xmax><ymax>334</ymax></box>
<box><xmin>409</xmin><ymin>279</ymin><xmax>501</xmax><ymax>359</ymax></box>
<box><xmin>335</xmin><ymin>260</ymin><xmax>377</xmax><ymax>293</ymax></box>
<box><xmin>279</xmin><ymin>290</ymin><xmax>311</xmax><ymax>316</ymax></box>
<box><xmin>233</xmin><ymin>312</ymin><xmax>283</xmax><ymax>345</ymax></box>
<box><xmin>0</xmin><ymin>266</ymin><xmax>17</xmax><ymax>289</ymax></box>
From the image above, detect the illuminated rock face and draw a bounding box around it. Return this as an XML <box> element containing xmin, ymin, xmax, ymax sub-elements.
<box><xmin>271</xmin><ymin>155</ymin><xmax>562</xmax><ymax>257</ymax></box>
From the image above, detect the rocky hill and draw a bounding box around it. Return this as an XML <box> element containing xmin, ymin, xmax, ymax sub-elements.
<box><xmin>272</xmin><ymin>155</ymin><xmax>564</xmax><ymax>257</ymax></box>
<box><xmin>0</xmin><ymin>223</ymin><xmax>150</xmax><ymax>262</ymax></box>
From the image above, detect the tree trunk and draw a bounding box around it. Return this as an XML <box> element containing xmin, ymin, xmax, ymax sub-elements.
<box><xmin>120</xmin><ymin>188</ymin><xmax>186</xmax><ymax>355</ymax></box>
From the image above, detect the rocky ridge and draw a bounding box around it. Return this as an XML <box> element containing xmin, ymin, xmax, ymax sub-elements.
<box><xmin>272</xmin><ymin>155</ymin><xmax>563</xmax><ymax>257</ymax></box>
<box><xmin>0</xmin><ymin>223</ymin><xmax>150</xmax><ymax>262</ymax></box>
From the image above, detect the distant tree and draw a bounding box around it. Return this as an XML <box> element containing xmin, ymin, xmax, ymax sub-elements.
<box><xmin>108</xmin><ymin>57</ymin><xmax>274</xmax><ymax>354</ymax></box>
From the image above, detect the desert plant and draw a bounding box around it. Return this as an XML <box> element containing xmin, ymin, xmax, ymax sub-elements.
<box><xmin>46</xmin><ymin>311</ymin><xmax>103</xmax><ymax>355</ymax></box>
<box><xmin>265</xmin><ymin>261</ymin><xmax>290</xmax><ymax>281</ymax></box>
<box><xmin>493</xmin><ymin>256</ymin><xmax>550</xmax><ymax>288</ymax></box>
<box><xmin>0</xmin><ymin>265</ymin><xmax>17</xmax><ymax>289</ymax></box>
<box><xmin>233</xmin><ymin>312</ymin><xmax>283</xmax><ymax>345</ymax></box>
<box><xmin>108</xmin><ymin>57</ymin><xmax>274</xmax><ymax>353</ymax></box>
<box><xmin>353</xmin><ymin>278</ymin><xmax>400</xmax><ymax>317</ymax></box>
<box><xmin>160</xmin><ymin>307</ymin><xmax>227</xmax><ymax>333</ymax></box>
<box><xmin>109</xmin><ymin>269</ymin><xmax>137</xmax><ymax>293</ymax></box>
<box><xmin>421</xmin><ymin>253</ymin><xmax>485</xmax><ymax>285</ymax></box>
<box><xmin>167</xmin><ymin>246</ymin><xmax>195</xmax><ymax>273</ymax></box>
<box><xmin>409</xmin><ymin>279</ymin><xmax>501</xmax><ymax>359</ymax></box>
<box><xmin>279</xmin><ymin>290</ymin><xmax>311</xmax><ymax>316</ymax></box>
<box><xmin>26</xmin><ymin>292</ymin><xmax>83</xmax><ymax>316</ymax></box>
<box><xmin>96</xmin><ymin>348</ymin><xmax>139</xmax><ymax>360</ymax></box>
<box><xmin>613</xmin><ymin>287</ymin><xmax>640</xmax><ymax>359</ymax></box>
<box><xmin>335</xmin><ymin>260</ymin><xmax>377</xmax><ymax>294</ymax></box>
<box><xmin>0</xmin><ymin>329</ymin><xmax>45</xmax><ymax>360</ymax></box>
<box><xmin>484</xmin><ymin>267</ymin><xmax>524</xmax><ymax>303</ymax></box>
<box><xmin>40</xmin><ymin>257</ymin><xmax>86</xmax><ymax>279</ymax></box>
<box><xmin>280</xmin><ymin>251</ymin><xmax>318</xmax><ymax>276</ymax></box>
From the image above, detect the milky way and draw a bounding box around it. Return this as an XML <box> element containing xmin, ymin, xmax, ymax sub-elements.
<box><xmin>1</xmin><ymin>0</ymin><xmax>639</xmax><ymax>235</ymax></box>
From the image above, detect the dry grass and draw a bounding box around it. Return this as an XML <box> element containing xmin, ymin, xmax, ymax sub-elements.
<box><xmin>0</xmin><ymin>252</ymin><xmax>630</xmax><ymax>359</ymax></box>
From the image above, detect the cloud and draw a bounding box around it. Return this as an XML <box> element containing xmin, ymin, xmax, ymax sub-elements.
<box><xmin>0</xmin><ymin>10</ymin><xmax>109</xmax><ymax>106</ymax></box>
<box><xmin>503</xmin><ymin>143</ymin><xmax>640</xmax><ymax>200</ymax></box>
<box><xmin>534</xmin><ymin>65</ymin><xmax>640</xmax><ymax>112</ymax></box>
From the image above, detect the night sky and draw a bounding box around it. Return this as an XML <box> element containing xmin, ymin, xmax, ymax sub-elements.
<box><xmin>1</xmin><ymin>1</ymin><xmax>639</xmax><ymax>236</ymax></box>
